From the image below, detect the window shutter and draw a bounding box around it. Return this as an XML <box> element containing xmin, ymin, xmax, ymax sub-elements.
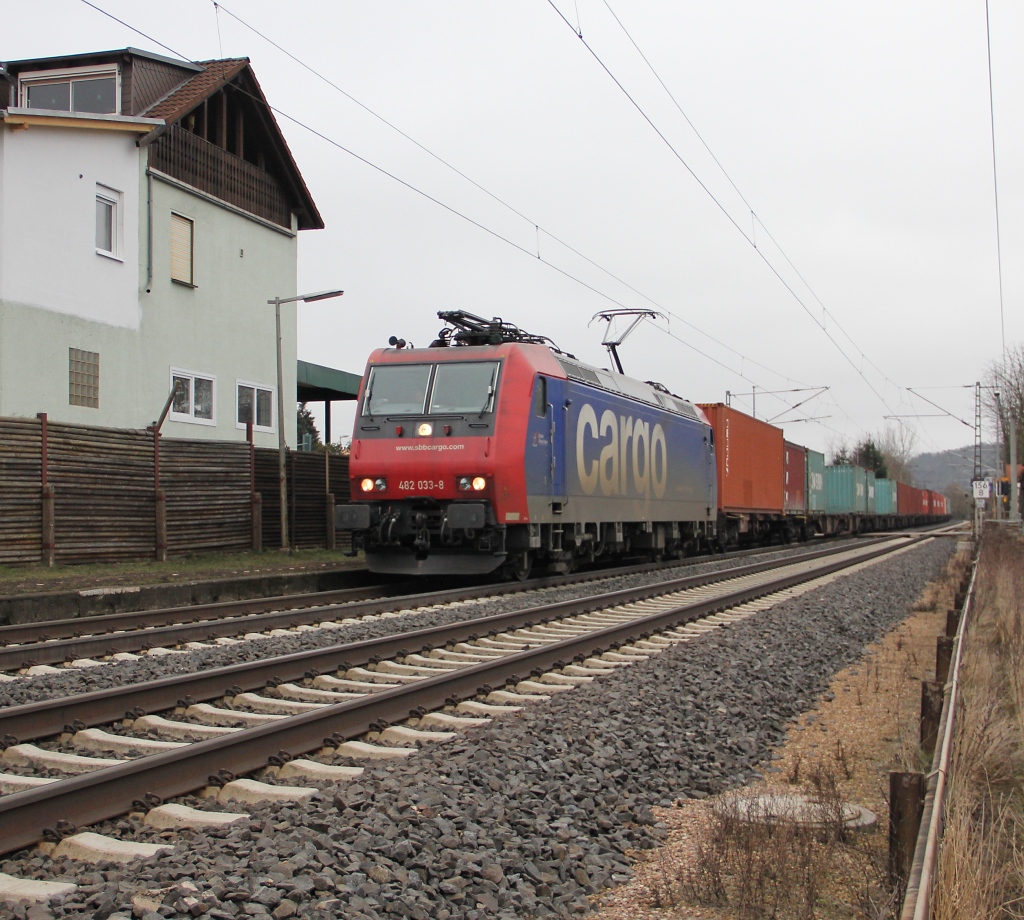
<box><xmin>170</xmin><ymin>213</ymin><xmax>193</xmax><ymax>284</ymax></box>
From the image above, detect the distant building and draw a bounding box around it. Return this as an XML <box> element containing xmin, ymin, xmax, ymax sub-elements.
<box><xmin>0</xmin><ymin>48</ymin><xmax>329</xmax><ymax>447</ymax></box>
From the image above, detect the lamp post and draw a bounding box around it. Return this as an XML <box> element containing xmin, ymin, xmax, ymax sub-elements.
<box><xmin>268</xmin><ymin>289</ymin><xmax>344</xmax><ymax>551</ymax></box>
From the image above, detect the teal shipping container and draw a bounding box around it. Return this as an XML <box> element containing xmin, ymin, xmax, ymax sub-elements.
<box><xmin>866</xmin><ymin>471</ymin><xmax>876</xmax><ymax>513</ymax></box>
<box><xmin>825</xmin><ymin>464</ymin><xmax>867</xmax><ymax>513</ymax></box>
<box><xmin>806</xmin><ymin>449</ymin><xmax>826</xmax><ymax>512</ymax></box>
<box><xmin>875</xmin><ymin>478</ymin><xmax>895</xmax><ymax>515</ymax></box>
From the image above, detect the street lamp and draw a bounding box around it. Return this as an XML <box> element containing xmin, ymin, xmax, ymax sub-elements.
<box><xmin>268</xmin><ymin>289</ymin><xmax>344</xmax><ymax>551</ymax></box>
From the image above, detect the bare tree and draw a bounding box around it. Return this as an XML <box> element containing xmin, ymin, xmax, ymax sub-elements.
<box><xmin>876</xmin><ymin>424</ymin><xmax>918</xmax><ymax>484</ymax></box>
<box><xmin>983</xmin><ymin>342</ymin><xmax>1024</xmax><ymax>478</ymax></box>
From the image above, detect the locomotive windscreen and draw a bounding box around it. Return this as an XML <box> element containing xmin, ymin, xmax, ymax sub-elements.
<box><xmin>363</xmin><ymin>361</ymin><xmax>500</xmax><ymax>416</ymax></box>
<box><xmin>364</xmin><ymin>364</ymin><xmax>431</xmax><ymax>415</ymax></box>
<box><xmin>428</xmin><ymin>362</ymin><xmax>499</xmax><ymax>414</ymax></box>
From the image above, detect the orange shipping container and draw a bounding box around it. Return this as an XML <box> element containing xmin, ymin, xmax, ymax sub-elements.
<box><xmin>698</xmin><ymin>403</ymin><xmax>784</xmax><ymax>514</ymax></box>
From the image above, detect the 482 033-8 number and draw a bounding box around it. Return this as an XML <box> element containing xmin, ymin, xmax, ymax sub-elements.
<box><xmin>398</xmin><ymin>480</ymin><xmax>444</xmax><ymax>491</ymax></box>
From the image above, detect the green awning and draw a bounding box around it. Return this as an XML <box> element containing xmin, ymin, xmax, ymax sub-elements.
<box><xmin>296</xmin><ymin>360</ymin><xmax>362</xmax><ymax>402</ymax></box>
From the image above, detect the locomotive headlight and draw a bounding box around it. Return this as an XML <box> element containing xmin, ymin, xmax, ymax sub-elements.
<box><xmin>417</xmin><ymin>422</ymin><xmax>433</xmax><ymax>437</ymax></box>
<box><xmin>360</xmin><ymin>477</ymin><xmax>387</xmax><ymax>492</ymax></box>
<box><xmin>471</xmin><ymin>476</ymin><xmax>487</xmax><ymax>491</ymax></box>
<box><xmin>458</xmin><ymin>475</ymin><xmax>487</xmax><ymax>491</ymax></box>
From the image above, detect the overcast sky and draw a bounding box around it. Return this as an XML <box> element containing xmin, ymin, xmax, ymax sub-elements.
<box><xmin>5</xmin><ymin>1</ymin><xmax>1022</xmax><ymax>459</ymax></box>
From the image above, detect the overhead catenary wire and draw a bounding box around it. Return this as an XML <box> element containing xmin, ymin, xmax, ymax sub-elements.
<box><xmin>210</xmin><ymin>0</ymin><xmax>811</xmax><ymax>392</ymax></box>
<box><xmin>984</xmin><ymin>0</ymin><xmax>1007</xmax><ymax>358</ymax></box>
<box><xmin>546</xmin><ymin>0</ymin><xmax>916</xmax><ymax>435</ymax></box>
<box><xmin>81</xmin><ymin>0</ymin><xmax>918</xmax><ymax>449</ymax></box>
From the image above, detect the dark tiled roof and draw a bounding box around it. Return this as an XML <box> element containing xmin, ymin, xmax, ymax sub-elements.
<box><xmin>143</xmin><ymin>58</ymin><xmax>249</xmax><ymax>121</ymax></box>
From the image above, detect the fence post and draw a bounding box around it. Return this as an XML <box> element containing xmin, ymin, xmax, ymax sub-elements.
<box><xmin>935</xmin><ymin>636</ymin><xmax>954</xmax><ymax>685</ymax></box>
<box><xmin>889</xmin><ymin>771</ymin><xmax>925</xmax><ymax>895</ymax></box>
<box><xmin>326</xmin><ymin>492</ymin><xmax>336</xmax><ymax>550</ymax></box>
<box><xmin>251</xmin><ymin>492</ymin><xmax>263</xmax><ymax>552</ymax></box>
<box><xmin>945</xmin><ymin>607</ymin><xmax>959</xmax><ymax>637</ymax></box>
<box><xmin>920</xmin><ymin>680</ymin><xmax>944</xmax><ymax>758</ymax></box>
<box><xmin>152</xmin><ymin>428</ymin><xmax>167</xmax><ymax>561</ymax></box>
<box><xmin>37</xmin><ymin>413</ymin><xmax>55</xmax><ymax>567</ymax></box>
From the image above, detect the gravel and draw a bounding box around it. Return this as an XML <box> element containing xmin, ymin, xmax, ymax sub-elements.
<box><xmin>0</xmin><ymin>543</ymin><xmax>851</xmax><ymax>708</ymax></box>
<box><xmin>0</xmin><ymin>538</ymin><xmax>954</xmax><ymax>919</ymax></box>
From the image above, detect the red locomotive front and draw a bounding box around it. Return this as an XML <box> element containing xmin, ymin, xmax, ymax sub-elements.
<box><xmin>338</xmin><ymin>327</ymin><xmax>562</xmax><ymax>575</ymax></box>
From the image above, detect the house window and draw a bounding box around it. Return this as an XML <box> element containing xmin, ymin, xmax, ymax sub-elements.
<box><xmin>170</xmin><ymin>213</ymin><xmax>195</xmax><ymax>285</ymax></box>
<box><xmin>169</xmin><ymin>369</ymin><xmax>215</xmax><ymax>425</ymax></box>
<box><xmin>95</xmin><ymin>185</ymin><xmax>121</xmax><ymax>259</ymax></box>
<box><xmin>20</xmin><ymin>65</ymin><xmax>119</xmax><ymax>114</ymax></box>
<box><xmin>237</xmin><ymin>382</ymin><xmax>275</xmax><ymax>432</ymax></box>
<box><xmin>69</xmin><ymin>348</ymin><xmax>100</xmax><ymax>408</ymax></box>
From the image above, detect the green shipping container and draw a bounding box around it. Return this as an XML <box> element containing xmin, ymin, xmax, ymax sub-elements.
<box><xmin>825</xmin><ymin>464</ymin><xmax>868</xmax><ymax>513</ymax></box>
<box><xmin>875</xmin><ymin>478</ymin><xmax>895</xmax><ymax>515</ymax></box>
<box><xmin>806</xmin><ymin>450</ymin><xmax>826</xmax><ymax>512</ymax></box>
<box><xmin>866</xmin><ymin>471</ymin><xmax>876</xmax><ymax>514</ymax></box>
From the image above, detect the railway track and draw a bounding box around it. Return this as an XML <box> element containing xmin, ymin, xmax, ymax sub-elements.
<box><xmin>0</xmin><ymin>532</ymin><xmax>933</xmax><ymax>873</ymax></box>
<box><xmin>0</xmin><ymin>539</ymin><xmax>885</xmax><ymax>674</ymax></box>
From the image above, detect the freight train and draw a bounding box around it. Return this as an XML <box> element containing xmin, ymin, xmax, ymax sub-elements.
<box><xmin>335</xmin><ymin>312</ymin><xmax>950</xmax><ymax>577</ymax></box>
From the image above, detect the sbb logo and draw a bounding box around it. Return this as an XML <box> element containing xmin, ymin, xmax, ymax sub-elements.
<box><xmin>575</xmin><ymin>403</ymin><xmax>668</xmax><ymax>499</ymax></box>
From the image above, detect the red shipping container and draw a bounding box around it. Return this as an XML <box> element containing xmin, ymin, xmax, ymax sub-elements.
<box><xmin>898</xmin><ymin>482</ymin><xmax>921</xmax><ymax>516</ymax></box>
<box><xmin>698</xmin><ymin>404</ymin><xmax>784</xmax><ymax>514</ymax></box>
<box><xmin>784</xmin><ymin>441</ymin><xmax>807</xmax><ymax>513</ymax></box>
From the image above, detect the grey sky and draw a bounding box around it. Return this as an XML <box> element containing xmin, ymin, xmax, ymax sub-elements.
<box><xmin>5</xmin><ymin>1</ymin><xmax>1021</xmax><ymax>459</ymax></box>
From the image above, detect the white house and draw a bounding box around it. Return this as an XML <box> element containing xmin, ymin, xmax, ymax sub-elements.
<box><xmin>0</xmin><ymin>48</ymin><xmax>333</xmax><ymax>448</ymax></box>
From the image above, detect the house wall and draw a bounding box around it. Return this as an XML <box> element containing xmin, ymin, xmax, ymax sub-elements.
<box><xmin>0</xmin><ymin>124</ymin><xmax>299</xmax><ymax>448</ymax></box>
<box><xmin>142</xmin><ymin>171</ymin><xmax>298</xmax><ymax>447</ymax></box>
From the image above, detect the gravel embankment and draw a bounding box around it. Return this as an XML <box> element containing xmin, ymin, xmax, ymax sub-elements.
<box><xmin>0</xmin><ymin>544</ymin><xmax>849</xmax><ymax>708</ymax></box>
<box><xmin>0</xmin><ymin>538</ymin><xmax>954</xmax><ymax>920</ymax></box>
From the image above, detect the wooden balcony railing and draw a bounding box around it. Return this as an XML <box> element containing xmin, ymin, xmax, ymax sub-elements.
<box><xmin>149</xmin><ymin>125</ymin><xmax>292</xmax><ymax>229</ymax></box>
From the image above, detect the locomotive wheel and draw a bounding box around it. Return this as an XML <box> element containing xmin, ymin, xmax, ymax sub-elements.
<box><xmin>504</xmin><ymin>551</ymin><xmax>532</xmax><ymax>582</ymax></box>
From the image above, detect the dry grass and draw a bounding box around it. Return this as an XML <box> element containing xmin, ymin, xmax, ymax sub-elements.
<box><xmin>933</xmin><ymin>527</ymin><xmax>1024</xmax><ymax>920</ymax></box>
<box><xmin>591</xmin><ymin>543</ymin><xmax>973</xmax><ymax>920</ymax></box>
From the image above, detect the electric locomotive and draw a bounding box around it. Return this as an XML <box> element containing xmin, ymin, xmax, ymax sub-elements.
<box><xmin>336</xmin><ymin>311</ymin><xmax>717</xmax><ymax>577</ymax></box>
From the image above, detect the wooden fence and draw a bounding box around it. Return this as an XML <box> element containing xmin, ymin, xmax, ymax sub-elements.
<box><xmin>0</xmin><ymin>414</ymin><xmax>350</xmax><ymax>566</ymax></box>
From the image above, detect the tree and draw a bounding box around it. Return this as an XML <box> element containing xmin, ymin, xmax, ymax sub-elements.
<box><xmin>296</xmin><ymin>402</ymin><xmax>322</xmax><ymax>450</ymax></box>
<box><xmin>853</xmin><ymin>438</ymin><xmax>887</xmax><ymax>479</ymax></box>
<box><xmin>875</xmin><ymin>424</ymin><xmax>917</xmax><ymax>485</ymax></box>
<box><xmin>983</xmin><ymin>342</ymin><xmax>1024</xmax><ymax>479</ymax></box>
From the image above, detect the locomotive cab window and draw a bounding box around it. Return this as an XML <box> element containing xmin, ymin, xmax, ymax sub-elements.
<box><xmin>363</xmin><ymin>364</ymin><xmax>431</xmax><ymax>415</ymax></box>
<box><xmin>428</xmin><ymin>362</ymin><xmax>499</xmax><ymax>414</ymax></box>
<box><xmin>534</xmin><ymin>377</ymin><xmax>547</xmax><ymax>416</ymax></box>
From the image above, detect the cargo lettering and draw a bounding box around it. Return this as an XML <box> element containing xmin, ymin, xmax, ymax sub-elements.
<box><xmin>576</xmin><ymin>403</ymin><xmax>667</xmax><ymax>499</ymax></box>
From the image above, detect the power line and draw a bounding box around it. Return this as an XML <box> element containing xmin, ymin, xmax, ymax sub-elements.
<box><xmin>547</xmin><ymin>0</ymin><xmax>915</xmax><ymax>432</ymax></box>
<box><xmin>211</xmin><ymin>1</ymin><xmax>811</xmax><ymax>391</ymax></box>
<box><xmin>984</xmin><ymin>0</ymin><xmax>1007</xmax><ymax>357</ymax></box>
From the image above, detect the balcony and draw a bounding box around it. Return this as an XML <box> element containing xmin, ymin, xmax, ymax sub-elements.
<box><xmin>148</xmin><ymin>124</ymin><xmax>292</xmax><ymax>229</ymax></box>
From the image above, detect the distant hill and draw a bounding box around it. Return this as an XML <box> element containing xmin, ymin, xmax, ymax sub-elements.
<box><xmin>907</xmin><ymin>443</ymin><xmax>1001</xmax><ymax>492</ymax></box>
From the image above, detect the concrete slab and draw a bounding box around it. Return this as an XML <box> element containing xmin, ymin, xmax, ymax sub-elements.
<box><xmin>487</xmin><ymin>689</ymin><xmax>549</xmax><ymax>703</ymax></box>
<box><xmin>22</xmin><ymin>665</ymin><xmax>68</xmax><ymax>676</ymax></box>
<box><xmin>74</xmin><ymin>727</ymin><xmax>185</xmax><ymax>755</ymax></box>
<box><xmin>452</xmin><ymin>642</ymin><xmax>509</xmax><ymax>656</ymax></box>
<box><xmin>401</xmin><ymin>654</ymin><xmax>464</xmax><ymax>670</ymax></box>
<box><xmin>0</xmin><ymin>772</ymin><xmax>58</xmax><ymax>794</ymax></box>
<box><xmin>276</xmin><ymin>759</ymin><xmax>364</xmax><ymax>783</ymax></box>
<box><xmin>374</xmin><ymin>661</ymin><xmax>449</xmax><ymax>677</ymax></box>
<box><xmin>0</xmin><ymin>872</ymin><xmax>76</xmax><ymax>904</ymax></box>
<box><xmin>69</xmin><ymin>658</ymin><xmax>105</xmax><ymax>668</ymax></box>
<box><xmin>145</xmin><ymin>647</ymin><xmax>189</xmax><ymax>657</ymax></box>
<box><xmin>314</xmin><ymin>675</ymin><xmax>399</xmax><ymax>692</ymax></box>
<box><xmin>379</xmin><ymin>725</ymin><xmax>457</xmax><ymax>745</ymax></box>
<box><xmin>536</xmin><ymin>673</ymin><xmax>593</xmax><ymax>685</ymax></box>
<box><xmin>274</xmin><ymin>682</ymin><xmax>365</xmax><ymax>703</ymax></box>
<box><xmin>111</xmin><ymin>652</ymin><xmax>141</xmax><ymax>661</ymax></box>
<box><xmin>213</xmin><ymin>778</ymin><xmax>318</xmax><ymax>805</ymax></box>
<box><xmin>719</xmin><ymin>793</ymin><xmax>878</xmax><ymax>831</ymax></box>
<box><xmin>231</xmin><ymin>692</ymin><xmax>325</xmax><ymax>714</ymax></box>
<box><xmin>344</xmin><ymin>666</ymin><xmax>421</xmax><ymax>684</ymax></box>
<box><xmin>144</xmin><ymin>803</ymin><xmax>248</xmax><ymax>829</ymax></box>
<box><xmin>457</xmin><ymin>699</ymin><xmax>522</xmax><ymax>715</ymax></box>
<box><xmin>51</xmin><ymin>832</ymin><xmax>172</xmax><ymax>864</ymax></box>
<box><xmin>562</xmin><ymin>664</ymin><xmax>615</xmax><ymax>676</ymax></box>
<box><xmin>418</xmin><ymin>712</ymin><xmax>492</xmax><ymax>729</ymax></box>
<box><xmin>333</xmin><ymin>740</ymin><xmax>416</xmax><ymax>760</ymax></box>
<box><xmin>516</xmin><ymin>680</ymin><xmax>573</xmax><ymax>694</ymax></box>
<box><xmin>132</xmin><ymin>714</ymin><xmax>241</xmax><ymax>741</ymax></box>
<box><xmin>185</xmin><ymin>703</ymin><xmax>284</xmax><ymax>727</ymax></box>
<box><xmin>2</xmin><ymin>743</ymin><xmax>126</xmax><ymax>774</ymax></box>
